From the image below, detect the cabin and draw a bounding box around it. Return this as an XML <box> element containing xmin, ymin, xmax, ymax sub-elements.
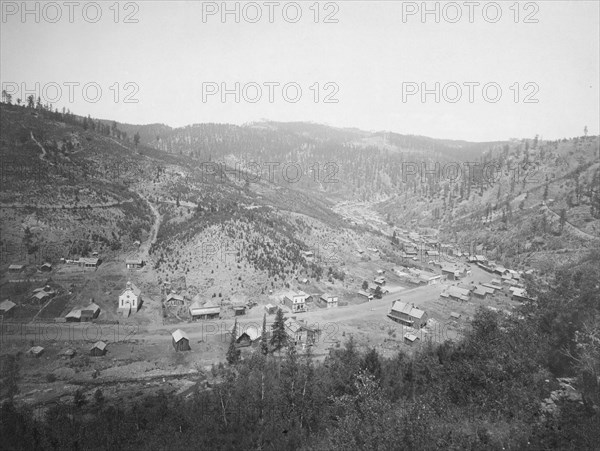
<box><xmin>65</xmin><ymin>309</ymin><xmax>82</xmax><ymax>322</ymax></box>
<box><xmin>404</xmin><ymin>333</ymin><xmax>419</xmax><ymax>345</ymax></box>
<box><xmin>425</xmin><ymin>250</ymin><xmax>439</xmax><ymax>257</ymax></box>
<box><xmin>358</xmin><ymin>290</ymin><xmax>373</xmax><ymax>301</ymax></box>
<box><xmin>282</xmin><ymin>291</ymin><xmax>308</xmax><ymax>313</ymax></box>
<box><xmin>388</xmin><ymin>300</ymin><xmax>428</xmax><ymax>328</ymax></box>
<box><xmin>418</xmin><ymin>272</ymin><xmax>442</xmax><ymax>285</ymax></box>
<box><xmin>450</xmin><ymin>312</ymin><xmax>461</xmax><ymax>320</ymax></box>
<box><xmin>233</xmin><ymin>325</ymin><xmax>261</xmax><ymax>348</ymax></box>
<box><xmin>78</xmin><ymin>257</ymin><xmax>99</xmax><ymax>268</ymax></box>
<box><xmin>232</xmin><ymin>305</ymin><xmax>247</xmax><ymax>316</ymax></box>
<box><xmin>90</xmin><ymin>341</ymin><xmax>107</xmax><ymax>356</ymax></box>
<box><xmin>473</xmin><ymin>285</ymin><xmax>494</xmax><ymax>299</ymax></box>
<box><xmin>0</xmin><ymin>300</ymin><xmax>16</xmax><ymax>317</ymax></box>
<box><xmin>8</xmin><ymin>264</ymin><xmax>24</xmax><ymax>273</ymax></box>
<box><xmin>27</xmin><ymin>346</ymin><xmax>44</xmax><ymax>357</ymax></box>
<box><xmin>165</xmin><ymin>293</ymin><xmax>185</xmax><ymax>306</ymax></box>
<box><xmin>118</xmin><ymin>281</ymin><xmax>141</xmax><ymax>317</ymax></box>
<box><xmin>172</xmin><ymin>329</ymin><xmax>191</xmax><ymax>351</ymax></box>
<box><xmin>264</xmin><ymin>303</ymin><xmax>277</xmax><ymax>315</ymax></box>
<box><xmin>320</xmin><ymin>293</ymin><xmax>339</xmax><ymax>308</ymax></box>
<box><xmin>447</xmin><ymin>286</ymin><xmax>470</xmax><ymax>301</ymax></box>
<box><xmin>373</xmin><ymin>276</ymin><xmax>386</xmax><ymax>285</ymax></box>
<box><xmin>81</xmin><ymin>302</ymin><xmax>100</xmax><ymax>321</ymax></box>
<box><xmin>125</xmin><ymin>259</ymin><xmax>144</xmax><ymax>269</ymax></box>
<box><xmin>510</xmin><ymin>287</ymin><xmax>534</xmax><ymax>302</ymax></box>
<box><xmin>189</xmin><ymin>298</ymin><xmax>220</xmax><ymax>320</ymax></box>
<box><xmin>31</xmin><ymin>291</ymin><xmax>51</xmax><ymax>303</ymax></box>
<box><xmin>59</xmin><ymin>348</ymin><xmax>76</xmax><ymax>359</ymax></box>
<box><xmin>285</xmin><ymin>318</ymin><xmax>320</xmax><ymax>345</ymax></box>
<box><xmin>40</xmin><ymin>263</ymin><xmax>52</xmax><ymax>272</ymax></box>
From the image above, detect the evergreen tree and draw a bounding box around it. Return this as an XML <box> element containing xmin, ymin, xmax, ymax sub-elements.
<box><xmin>270</xmin><ymin>308</ymin><xmax>288</xmax><ymax>352</ymax></box>
<box><xmin>226</xmin><ymin>319</ymin><xmax>240</xmax><ymax>365</ymax></box>
<box><xmin>260</xmin><ymin>313</ymin><xmax>269</xmax><ymax>355</ymax></box>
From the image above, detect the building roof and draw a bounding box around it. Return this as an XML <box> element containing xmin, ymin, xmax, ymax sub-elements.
<box><xmin>282</xmin><ymin>290</ymin><xmax>308</xmax><ymax>300</ymax></box>
<box><xmin>358</xmin><ymin>290</ymin><xmax>373</xmax><ymax>297</ymax></box>
<box><xmin>172</xmin><ymin>329</ymin><xmax>189</xmax><ymax>342</ymax></box>
<box><xmin>265</xmin><ymin>303</ymin><xmax>276</xmax><ymax>310</ymax></box>
<box><xmin>28</xmin><ymin>346</ymin><xmax>44</xmax><ymax>354</ymax></box>
<box><xmin>166</xmin><ymin>293</ymin><xmax>184</xmax><ymax>302</ymax></box>
<box><xmin>120</xmin><ymin>282</ymin><xmax>141</xmax><ymax>297</ymax></box>
<box><xmin>79</xmin><ymin>257</ymin><xmax>99</xmax><ymax>265</ymax></box>
<box><xmin>32</xmin><ymin>291</ymin><xmax>50</xmax><ymax>300</ymax></box>
<box><xmin>0</xmin><ymin>300</ymin><xmax>16</xmax><ymax>311</ymax></box>
<box><xmin>65</xmin><ymin>309</ymin><xmax>82</xmax><ymax>319</ymax></box>
<box><xmin>391</xmin><ymin>301</ymin><xmax>426</xmax><ymax>319</ymax></box>
<box><xmin>189</xmin><ymin>299</ymin><xmax>220</xmax><ymax>315</ymax></box>
<box><xmin>404</xmin><ymin>333</ymin><xmax>419</xmax><ymax>342</ymax></box>
<box><xmin>448</xmin><ymin>286</ymin><xmax>470</xmax><ymax>298</ymax></box>
<box><xmin>235</xmin><ymin>325</ymin><xmax>261</xmax><ymax>341</ymax></box>
<box><xmin>125</xmin><ymin>259</ymin><xmax>143</xmax><ymax>265</ymax></box>
<box><xmin>83</xmin><ymin>302</ymin><xmax>101</xmax><ymax>313</ymax></box>
<box><xmin>450</xmin><ymin>312</ymin><xmax>461</xmax><ymax>319</ymax></box>
<box><xmin>91</xmin><ymin>341</ymin><xmax>107</xmax><ymax>351</ymax></box>
<box><xmin>8</xmin><ymin>264</ymin><xmax>24</xmax><ymax>270</ymax></box>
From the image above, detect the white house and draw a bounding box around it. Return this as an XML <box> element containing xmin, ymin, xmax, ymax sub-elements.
<box><xmin>320</xmin><ymin>293</ymin><xmax>339</xmax><ymax>308</ymax></box>
<box><xmin>282</xmin><ymin>290</ymin><xmax>308</xmax><ymax>313</ymax></box>
<box><xmin>118</xmin><ymin>281</ymin><xmax>141</xmax><ymax>317</ymax></box>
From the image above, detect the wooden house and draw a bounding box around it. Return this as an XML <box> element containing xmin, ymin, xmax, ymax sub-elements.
<box><xmin>320</xmin><ymin>293</ymin><xmax>339</xmax><ymax>309</ymax></box>
<box><xmin>189</xmin><ymin>298</ymin><xmax>220</xmax><ymax>320</ymax></box>
<box><xmin>81</xmin><ymin>302</ymin><xmax>100</xmax><ymax>321</ymax></box>
<box><xmin>90</xmin><ymin>341</ymin><xmax>107</xmax><ymax>356</ymax></box>
<box><xmin>0</xmin><ymin>300</ymin><xmax>16</xmax><ymax>317</ymax></box>
<box><xmin>282</xmin><ymin>291</ymin><xmax>308</xmax><ymax>313</ymax></box>
<box><xmin>65</xmin><ymin>309</ymin><xmax>82</xmax><ymax>322</ymax></box>
<box><xmin>388</xmin><ymin>300</ymin><xmax>428</xmax><ymax>328</ymax></box>
<box><xmin>172</xmin><ymin>329</ymin><xmax>191</xmax><ymax>351</ymax></box>
<box><xmin>165</xmin><ymin>293</ymin><xmax>185</xmax><ymax>306</ymax></box>
<box><xmin>125</xmin><ymin>259</ymin><xmax>144</xmax><ymax>269</ymax></box>
<box><xmin>264</xmin><ymin>303</ymin><xmax>277</xmax><ymax>315</ymax></box>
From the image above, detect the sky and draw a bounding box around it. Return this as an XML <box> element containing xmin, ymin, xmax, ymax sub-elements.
<box><xmin>1</xmin><ymin>1</ymin><xmax>598</xmax><ymax>141</ymax></box>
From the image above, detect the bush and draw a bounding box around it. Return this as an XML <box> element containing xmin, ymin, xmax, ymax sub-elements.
<box><xmin>46</xmin><ymin>373</ymin><xmax>56</xmax><ymax>382</ymax></box>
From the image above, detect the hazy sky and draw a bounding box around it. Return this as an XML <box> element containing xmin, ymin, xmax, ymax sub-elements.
<box><xmin>1</xmin><ymin>1</ymin><xmax>598</xmax><ymax>141</ymax></box>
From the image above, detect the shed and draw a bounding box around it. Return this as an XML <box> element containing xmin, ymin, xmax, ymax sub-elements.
<box><xmin>8</xmin><ymin>264</ymin><xmax>24</xmax><ymax>272</ymax></box>
<box><xmin>27</xmin><ymin>346</ymin><xmax>45</xmax><ymax>357</ymax></box>
<box><xmin>264</xmin><ymin>303</ymin><xmax>277</xmax><ymax>315</ymax></box>
<box><xmin>404</xmin><ymin>333</ymin><xmax>419</xmax><ymax>345</ymax></box>
<box><xmin>40</xmin><ymin>263</ymin><xmax>52</xmax><ymax>272</ymax></box>
<box><xmin>65</xmin><ymin>309</ymin><xmax>82</xmax><ymax>322</ymax></box>
<box><xmin>90</xmin><ymin>341</ymin><xmax>107</xmax><ymax>356</ymax></box>
<box><xmin>80</xmin><ymin>303</ymin><xmax>100</xmax><ymax>321</ymax></box>
<box><xmin>59</xmin><ymin>348</ymin><xmax>76</xmax><ymax>359</ymax></box>
<box><xmin>0</xmin><ymin>299</ymin><xmax>16</xmax><ymax>317</ymax></box>
<box><xmin>172</xmin><ymin>329</ymin><xmax>191</xmax><ymax>351</ymax></box>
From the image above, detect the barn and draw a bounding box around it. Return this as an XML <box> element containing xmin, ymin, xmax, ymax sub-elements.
<box><xmin>172</xmin><ymin>329</ymin><xmax>191</xmax><ymax>351</ymax></box>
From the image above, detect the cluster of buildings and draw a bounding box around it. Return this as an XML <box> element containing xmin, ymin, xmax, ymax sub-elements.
<box><xmin>65</xmin><ymin>302</ymin><xmax>101</xmax><ymax>322</ymax></box>
<box><xmin>278</xmin><ymin>290</ymin><xmax>339</xmax><ymax>314</ymax></box>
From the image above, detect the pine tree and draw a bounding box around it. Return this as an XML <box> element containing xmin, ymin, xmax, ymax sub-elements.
<box><xmin>226</xmin><ymin>319</ymin><xmax>240</xmax><ymax>365</ymax></box>
<box><xmin>260</xmin><ymin>313</ymin><xmax>269</xmax><ymax>355</ymax></box>
<box><xmin>270</xmin><ymin>308</ymin><xmax>288</xmax><ymax>352</ymax></box>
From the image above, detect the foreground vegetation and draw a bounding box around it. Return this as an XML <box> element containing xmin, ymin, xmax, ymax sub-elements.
<box><xmin>1</xmin><ymin>252</ymin><xmax>598</xmax><ymax>450</ymax></box>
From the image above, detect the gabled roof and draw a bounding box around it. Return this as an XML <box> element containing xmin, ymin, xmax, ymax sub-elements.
<box><xmin>28</xmin><ymin>346</ymin><xmax>44</xmax><ymax>354</ymax></box>
<box><xmin>0</xmin><ymin>300</ymin><xmax>16</xmax><ymax>311</ymax></box>
<box><xmin>84</xmin><ymin>302</ymin><xmax>100</xmax><ymax>313</ymax></box>
<box><xmin>172</xmin><ymin>329</ymin><xmax>189</xmax><ymax>342</ymax></box>
<box><xmin>125</xmin><ymin>258</ymin><xmax>143</xmax><ymax>265</ymax></box>
<box><xmin>404</xmin><ymin>333</ymin><xmax>419</xmax><ymax>342</ymax></box>
<box><xmin>120</xmin><ymin>282</ymin><xmax>141</xmax><ymax>297</ymax></box>
<box><xmin>8</xmin><ymin>264</ymin><xmax>24</xmax><ymax>270</ymax></box>
<box><xmin>235</xmin><ymin>326</ymin><xmax>261</xmax><ymax>341</ymax></box>
<box><xmin>391</xmin><ymin>301</ymin><xmax>426</xmax><ymax>319</ymax></box>
<box><xmin>65</xmin><ymin>309</ymin><xmax>82</xmax><ymax>319</ymax></box>
<box><xmin>91</xmin><ymin>341</ymin><xmax>106</xmax><ymax>351</ymax></box>
<box><xmin>166</xmin><ymin>293</ymin><xmax>184</xmax><ymax>302</ymax></box>
<box><xmin>32</xmin><ymin>291</ymin><xmax>50</xmax><ymax>300</ymax></box>
<box><xmin>448</xmin><ymin>286</ymin><xmax>470</xmax><ymax>298</ymax></box>
<box><xmin>79</xmin><ymin>257</ymin><xmax>99</xmax><ymax>265</ymax></box>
